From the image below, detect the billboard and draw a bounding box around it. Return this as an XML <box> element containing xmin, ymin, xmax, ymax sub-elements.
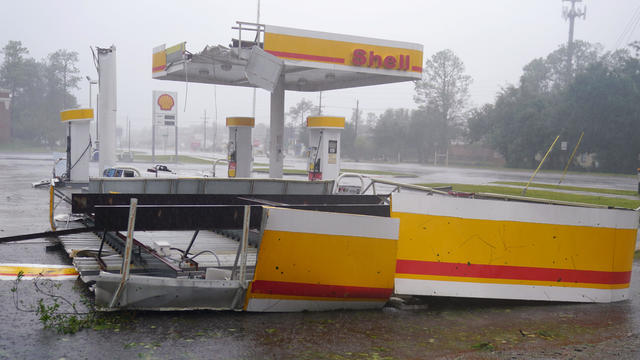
<box><xmin>152</xmin><ymin>91</ymin><xmax>177</xmax><ymax>127</ymax></box>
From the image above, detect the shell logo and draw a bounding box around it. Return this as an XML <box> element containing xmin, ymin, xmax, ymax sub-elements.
<box><xmin>157</xmin><ymin>94</ymin><xmax>175</xmax><ymax>111</ymax></box>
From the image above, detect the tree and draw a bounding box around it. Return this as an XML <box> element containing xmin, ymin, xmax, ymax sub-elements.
<box><xmin>414</xmin><ymin>49</ymin><xmax>472</xmax><ymax>152</ymax></box>
<box><xmin>285</xmin><ymin>98</ymin><xmax>317</xmax><ymax>152</ymax></box>
<box><xmin>467</xmin><ymin>40</ymin><xmax>640</xmax><ymax>173</ymax></box>
<box><xmin>0</xmin><ymin>41</ymin><xmax>80</xmax><ymax>145</ymax></box>
<box><xmin>46</xmin><ymin>49</ymin><xmax>81</xmax><ymax>108</ymax></box>
<box><xmin>562</xmin><ymin>59</ymin><xmax>640</xmax><ymax>173</ymax></box>
<box><xmin>0</xmin><ymin>41</ymin><xmax>29</xmax><ymax>137</ymax></box>
<box><xmin>287</xmin><ymin>98</ymin><xmax>315</xmax><ymax>127</ymax></box>
<box><xmin>520</xmin><ymin>40</ymin><xmax>602</xmax><ymax>94</ymax></box>
<box><xmin>370</xmin><ymin>109</ymin><xmax>412</xmax><ymax>162</ymax></box>
<box><xmin>630</xmin><ymin>41</ymin><xmax>640</xmax><ymax>58</ymax></box>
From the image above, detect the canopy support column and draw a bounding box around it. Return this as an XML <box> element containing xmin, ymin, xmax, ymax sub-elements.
<box><xmin>269</xmin><ymin>73</ymin><xmax>284</xmax><ymax>178</ymax></box>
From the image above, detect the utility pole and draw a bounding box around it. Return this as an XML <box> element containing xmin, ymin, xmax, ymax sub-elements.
<box><xmin>355</xmin><ymin>100</ymin><xmax>359</xmax><ymax>139</ymax></box>
<box><xmin>213</xmin><ymin>86</ymin><xmax>218</xmax><ymax>153</ymax></box>
<box><xmin>251</xmin><ymin>0</ymin><xmax>261</xmax><ymax>118</ymax></box>
<box><xmin>201</xmin><ymin>109</ymin><xmax>211</xmax><ymax>151</ymax></box>
<box><xmin>562</xmin><ymin>0</ymin><xmax>586</xmax><ymax>78</ymax></box>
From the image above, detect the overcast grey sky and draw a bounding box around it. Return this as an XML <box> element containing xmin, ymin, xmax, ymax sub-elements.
<box><xmin>1</xmin><ymin>1</ymin><xmax>639</xmax><ymax>130</ymax></box>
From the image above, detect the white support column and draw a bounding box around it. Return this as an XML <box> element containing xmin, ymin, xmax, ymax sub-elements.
<box><xmin>98</xmin><ymin>45</ymin><xmax>117</xmax><ymax>174</ymax></box>
<box><xmin>269</xmin><ymin>73</ymin><xmax>284</xmax><ymax>178</ymax></box>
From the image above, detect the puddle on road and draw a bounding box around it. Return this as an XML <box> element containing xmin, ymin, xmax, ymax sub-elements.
<box><xmin>1</xmin><ymin>262</ymin><xmax>638</xmax><ymax>359</ymax></box>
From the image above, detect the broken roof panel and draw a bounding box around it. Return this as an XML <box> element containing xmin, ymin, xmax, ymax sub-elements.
<box><xmin>152</xmin><ymin>22</ymin><xmax>423</xmax><ymax>92</ymax></box>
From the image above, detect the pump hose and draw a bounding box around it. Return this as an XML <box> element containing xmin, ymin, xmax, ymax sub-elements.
<box><xmin>69</xmin><ymin>140</ymin><xmax>92</xmax><ymax>173</ymax></box>
<box><xmin>312</xmin><ymin>131</ymin><xmax>323</xmax><ymax>173</ymax></box>
<box><xmin>49</xmin><ymin>184</ymin><xmax>56</xmax><ymax>231</ymax></box>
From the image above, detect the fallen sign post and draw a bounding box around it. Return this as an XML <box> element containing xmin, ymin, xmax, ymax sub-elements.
<box><xmin>0</xmin><ymin>227</ymin><xmax>97</xmax><ymax>244</ymax></box>
<box><xmin>109</xmin><ymin>198</ymin><xmax>138</xmax><ymax>308</ymax></box>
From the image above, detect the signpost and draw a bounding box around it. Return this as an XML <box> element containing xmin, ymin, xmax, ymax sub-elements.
<box><xmin>152</xmin><ymin>91</ymin><xmax>178</xmax><ymax>162</ymax></box>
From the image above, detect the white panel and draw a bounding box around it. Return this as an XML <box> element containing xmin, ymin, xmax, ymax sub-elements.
<box><xmin>246</xmin><ymin>46</ymin><xmax>284</xmax><ymax>92</ymax></box>
<box><xmin>394</xmin><ymin>278</ymin><xmax>628</xmax><ymax>303</ymax></box>
<box><xmin>152</xmin><ymin>44</ymin><xmax>165</xmax><ymax>54</ymax></box>
<box><xmin>69</xmin><ymin>120</ymin><xmax>91</xmax><ymax>183</ymax></box>
<box><xmin>264</xmin><ymin>207</ymin><xmax>399</xmax><ymax>240</ymax></box>
<box><xmin>246</xmin><ymin>298</ymin><xmax>384</xmax><ymax>312</ymax></box>
<box><xmin>391</xmin><ymin>192</ymin><xmax>639</xmax><ymax>229</ymax></box>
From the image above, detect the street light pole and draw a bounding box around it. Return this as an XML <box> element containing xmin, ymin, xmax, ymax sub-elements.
<box><xmin>86</xmin><ymin>76</ymin><xmax>98</xmax><ymax>144</ymax></box>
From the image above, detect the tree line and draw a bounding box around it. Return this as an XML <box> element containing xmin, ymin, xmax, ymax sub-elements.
<box><xmin>469</xmin><ymin>40</ymin><xmax>640</xmax><ymax>173</ymax></box>
<box><xmin>4</xmin><ymin>38</ymin><xmax>639</xmax><ymax>174</ymax></box>
<box><xmin>286</xmin><ymin>40</ymin><xmax>640</xmax><ymax>174</ymax></box>
<box><xmin>286</xmin><ymin>48</ymin><xmax>471</xmax><ymax>163</ymax></box>
<box><xmin>0</xmin><ymin>40</ymin><xmax>81</xmax><ymax>146</ymax></box>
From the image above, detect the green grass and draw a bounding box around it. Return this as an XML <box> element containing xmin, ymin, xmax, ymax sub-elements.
<box><xmin>417</xmin><ymin>183</ymin><xmax>640</xmax><ymax>209</ymax></box>
<box><xmin>133</xmin><ymin>154</ymin><xmax>212</xmax><ymax>164</ymax></box>
<box><xmin>0</xmin><ymin>140</ymin><xmax>64</xmax><ymax>153</ymax></box>
<box><xmin>493</xmin><ymin>181</ymin><xmax>638</xmax><ymax>197</ymax></box>
<box><xmin>252</xmin><ymin>166</ymin><xmax>416</xmax><ymax>177</ymax></box>
<box><xmin>341</xmin><ymin>168</ymin><xmax>416</xmax><ymax>177</ymax></box>
<box><xmin>252</xmin><ymin>168</ymin><xmax>307</xmax><ymax>176</ymax></box>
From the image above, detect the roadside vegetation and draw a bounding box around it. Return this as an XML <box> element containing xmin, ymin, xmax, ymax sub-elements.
<box><xmin>132</xmin><ymin>154</ymin><xmax>212</xmax><ymax>165</ymax></box>
<box><xmin>251</xmin><ymin>166</ymin><xmax>416</xmax><ymax>177</ymax></box>
<box><xmin>10</xmin><ymin>271</ymin><xmax>124</xmax><ymax>334</ymax></box>
<box><xmin>417</xmin><ymin>183</ymin><xmax>640</xmax><ymax>209</ymax></box>
<box><xmin>492</xmin><ymin>181</ymin><xmax>638</xmax><ymax>197</ymax></box>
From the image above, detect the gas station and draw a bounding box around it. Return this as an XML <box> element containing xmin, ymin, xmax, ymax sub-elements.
<box><xmin>8</xmin><ymin>20</ymin><xmax>637</xmax><ymax>314</ymax></box>
<box><xmin>152</xmin><ymin>21</ymin><xmax>423</xmax><ymax>180</ymax></box>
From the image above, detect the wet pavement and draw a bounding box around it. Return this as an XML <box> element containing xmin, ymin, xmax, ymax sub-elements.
<box><xmin>1</xmin><ymin>153</ymin><xmax>639</xmax><ymax>359</ymax></box>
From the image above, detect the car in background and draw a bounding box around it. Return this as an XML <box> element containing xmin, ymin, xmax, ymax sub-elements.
<box><xmin>102</xmin><ymin>166</ymin><xmax>141</xmax><ymax>178</ymax></box>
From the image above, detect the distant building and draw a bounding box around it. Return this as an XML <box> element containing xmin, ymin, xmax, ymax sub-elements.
<box><xmin>0</xmin><ymin>89</ymin><xmax>10</xmax><ymax>142</ymax></box>
<box><xmin>448</xmin><ymin>143</ymin><xmax>505</xmax><ymax>167</ymax></box>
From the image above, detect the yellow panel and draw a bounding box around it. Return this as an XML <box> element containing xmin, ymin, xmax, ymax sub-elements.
<box><xmin>60</xmin><ymin>108</ymin><xmax>94</xmax><ymax>122</ymax></box>
<box><xmin>253</xmin><ymin>230</ymin><xmax>396</xmax><ymax>289</ymax></box>
<box><xmin>152</xmin><ymin>50</ymin><xmax>166</xmax><ymax>73</ymax></box>
<box><xmin>0</xmin><ymin>265</ymin><xmax>78</xmax><ymax>277</ymax></box>
<box><xmin>226</xmin><ymin>117</ymin><xmax>255</xmax><ymax>127</ymax></box>
<box><xmin>264</xmin><ymin>32</ymin><xmax>423</xmax><ymax>73</ymax></box>
<box><xmin>166</xmin><ymin>42</ymin><xmax>184</xmax><ymax>55</ymax></box>
<box><xmin>307</xmin><ymin>116</ymin><xmax>345</xmax><ymax>128</ymax></box>
<box><xmin>393</xmin><ymin>212</ymin><xmax>636</xmax><ymax>272</ymax></box>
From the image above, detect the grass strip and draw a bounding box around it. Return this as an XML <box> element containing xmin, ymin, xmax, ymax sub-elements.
<box><xmin>133</xmin><ymin>154</ymin><xmax>212</xmax><ymax>164</ymax></box>
<box><xmin>341</xmin><ymin>168</ymin><xmax>416</xmax><ymax>177</ymax></box>
<box><xmin>493</xmin><ymin>181</ymin><xmax>637</xmax><ymax>197</ymax></box>
<box><xmin>417</xmin><ymin>183</ymin><xmax>640</xmax><ymax>209</ymax></box>
<box><xmin>253</xmin><ymin>166</ymin><xmax>416</xmax><ymax>177</ymax></box>
<box><xmin>252</xmin><ymin>168</ymin><xmax>307</xmax><ymax>176</ymax></box>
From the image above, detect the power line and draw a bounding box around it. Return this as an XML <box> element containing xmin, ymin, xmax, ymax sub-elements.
<box><xmin>614</xmin><ymin>4</ymin><xmax>640</xmax><ymax>49</ymax></box>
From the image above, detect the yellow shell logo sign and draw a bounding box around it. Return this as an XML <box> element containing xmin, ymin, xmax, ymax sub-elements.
<box><xmin>157</xmin><ymin>94</ymin><xmax>175</xmax><ymax>111</ymax></box>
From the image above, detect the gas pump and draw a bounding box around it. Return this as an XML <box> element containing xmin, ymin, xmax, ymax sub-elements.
<box><xmin>226</xmin><ymin>117</ymin><xmax>254</xmax><ymax>178</ymax></box>
<box><xmin>60</xmin><ymin>108</ymin><xmax>94</xmax><ymax>183</ymax></box>
<box><xmin>306</xmin><ymin>116</ymin><xmax>344</xmax><ymax>181</ymax></box>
